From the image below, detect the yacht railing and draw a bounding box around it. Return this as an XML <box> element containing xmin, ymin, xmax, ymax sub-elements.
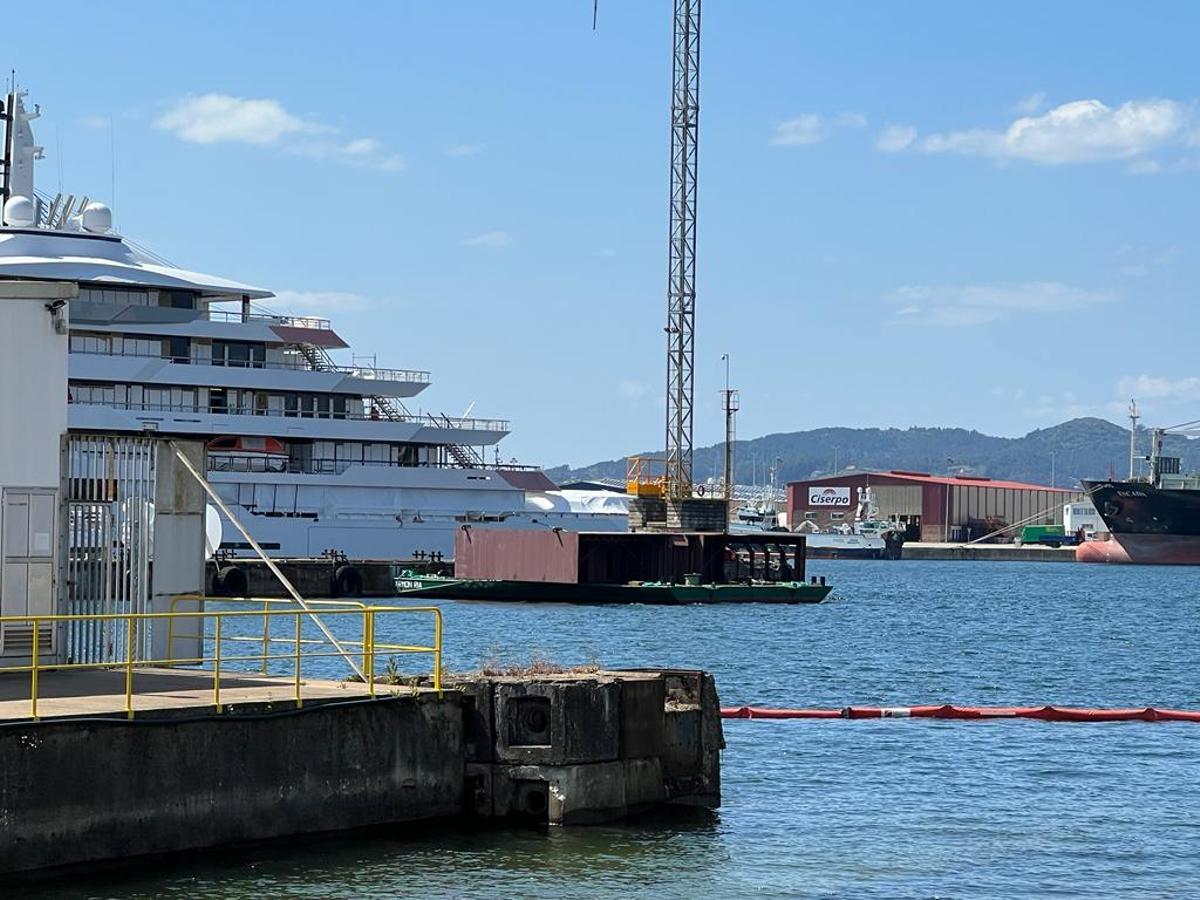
<box><xmin>70</xmin><ymin>347</ymin><xmax>431</xmax><ymax>384</ymax></box>
<box><xmin>69</xmin><ymin>399</ymin><xmax>510</xmax><ymax>432</ymax></box>
<box><xmin>207</xmin><ymin>456</ymin><xmax>541</xmax><ymax>475</ymax></box>
<box><xmin>204</xmin><ymin>310</ymin><xmax>333</xmax><ymax>329</ymax></box>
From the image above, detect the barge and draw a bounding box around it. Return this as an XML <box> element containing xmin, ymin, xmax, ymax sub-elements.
<box><xmin>394</xmin><ymin>528</ymin><xmax>831</xmax><ymax>605</ymax></box>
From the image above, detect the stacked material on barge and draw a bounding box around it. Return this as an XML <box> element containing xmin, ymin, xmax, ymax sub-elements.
<box><xmin>396</xmin><ymin>529</ymin><xmax>830</xmax><ymax>604</ymax></box>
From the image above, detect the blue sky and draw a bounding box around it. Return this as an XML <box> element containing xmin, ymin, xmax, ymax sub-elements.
<box><xmin>9</xmin><ymin>2</ymin><xmax>1200</xmax><ymax>466</ymax></box>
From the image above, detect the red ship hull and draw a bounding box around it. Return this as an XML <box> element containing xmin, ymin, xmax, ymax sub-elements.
<box><xmin>1076</xmin><ymin>533</ymin><xmax>1200</xmax><ymax>565</ymax></box>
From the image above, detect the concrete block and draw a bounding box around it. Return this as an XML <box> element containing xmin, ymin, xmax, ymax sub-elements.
<box><xmin>699</xmin><ymin>672</ymin><xmax>726</xmax><ymax>753</ymax></box>
<box><xmin>464</xmin><ymin>762</ymin><xmax>494</xmax><ymax>818</ymax></box>
<box><xmin>622</xmin><ymin>757</ymin><xmax>666</xmax><ymax>815</ymax></box>
<box><xmin>662</xmin><ymin>705</ymin><xmax>703</xmax><ymax>778</ymax></box>
<box><xmin>454</xmin><ymin>679</ymin><xmax>495</xmax><ymax>763</ymax></box>
<box><xmin>492</xmin><ymin>758</ymin><xmax>666</xmax><ymax>825</ymax></box>
<box><xmin>494</xmin><ymin>761</ymin><xmax>625</xmax><ymax>826</ymax></box>
<box><xmin>494</xmin><ymin>677</ymin><xmax>619</xmax><ymax>766</ymax></box>
<box><xmin>615</xmin><ymin>672</ymin><xmax>665</xmax><ymax>760</ymax></box>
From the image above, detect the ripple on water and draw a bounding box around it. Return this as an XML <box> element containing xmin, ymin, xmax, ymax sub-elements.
<box><xmin>23</xmin><ymin>560</ymin><xmax>1200</xmax><ymax>899</ymax></box>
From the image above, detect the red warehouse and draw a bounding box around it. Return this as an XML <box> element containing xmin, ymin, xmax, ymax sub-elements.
<box><xmin>785</xmin><ymin>471</ymin><xmax>1080</xmax><ymax>542</ymax></box>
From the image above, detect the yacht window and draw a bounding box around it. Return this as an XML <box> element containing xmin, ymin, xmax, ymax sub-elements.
<box><xmin>830</xmin><ymin>512</ymin><xmax>845</xmax><ymax>520</ymax></box>
<box><xmin>169</xmin><ymin>336</ymin><xmax>190</xmax><ymax>363</ymax></box>
<box><xmin>162</xmin><ymin>291</ymin><xmax>196</xmax><ymax>310</ymax></box>
<box><xmin>227</xmin><ymin>343</ymin><xmax>250</xmax><ymax>368</ymax></box>
<box><xmin>803</xmin><ymin>512</ymin><xmax>817</xmax><ymax>521</ymax></box>
<box><xmin>332</xmin><ymin>396</ymin><xmax>347</xmax><ymax>418</ymax></box>
<box><xmin>255</xmin><ymin>393</ymin><xmax>269</xmax><ymax>416</ymax></box>
<box><xmin>316</xmin><ymin>396</ymin><xmax>331</xmax><ymax>418</ymax></box>
<box><xmin>210</xmin><ymin>389</ymin><xmax>228</xmax><ymax>414</ymax></box>
<box><xmin>70</xmin><ymin>333</ymin><xmax>111</xmax><ymax>354</ymax></box>
<box><xmin>300</xmin><ymin>395</ymin><xmax>315</xmax><ymax>418</ymax></box>
<box><xmin>284</xmin><ymin>394</ymin><xmax>299</xmax><ymax>417</ymax></box>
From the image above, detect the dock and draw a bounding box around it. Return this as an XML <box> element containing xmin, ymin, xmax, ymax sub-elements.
<box><xmin>901</xmin><ymin>542</ymin><xmax>1076</xmax><ymax>562</ymax></box>
<box><xmin>0</xmin><ymin>645</ymin><xmax>723</xmax><ymax>876</ymax></box>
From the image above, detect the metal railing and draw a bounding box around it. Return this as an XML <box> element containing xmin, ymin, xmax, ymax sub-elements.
<box><xmin>0</xmin><ymin>599</ymin><xmax>443</xmax><ymax>720</ymax></box>
<box><xmin>205</xmin><ymin>310</ymin><xmax>334</xmax><ymax>329</ymax></box>
<box><xmin>70</xmin><ymin>346</ymin><xmax>432</xmax><ymax>384</ymax></box>
<box><xmin>626</xmin><ymin>455</ymin><xmax>668</xmax><ymax>498</ymax></box>
<box><xmin>69</xmin><ymin>399</ymin><xmax>511</xmax><ymax>432</ymax></box>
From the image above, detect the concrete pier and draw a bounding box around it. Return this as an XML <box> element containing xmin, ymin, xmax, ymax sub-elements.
<box><xmin>901</xmin><ymin>542</ymin><xmax>1076</xmax><ymax>563</ymax></box>
<box><xmin>0</xmin><ymin>667</ymin><xmax>722</xmax><ymax>876</ymax></box>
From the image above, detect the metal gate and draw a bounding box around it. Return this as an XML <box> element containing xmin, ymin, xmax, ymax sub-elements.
<box><xmin>64</xmin><ymin>435</ymin><xmax>156</xmax><ymax>663</ymax></box>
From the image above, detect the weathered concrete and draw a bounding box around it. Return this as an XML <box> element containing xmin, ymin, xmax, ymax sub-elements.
<box><xmin>457</xmin><ymin>669</ymin><xmax>720</xmax><ymax>825</ymax></box>
<box><xmin>0</xmin><ymin>691</ymin><xmax>464</xmax><ymax>875</ymax></box>
<box><xmin>494</xmin><ymin>677</ymin><xmax>620</xmax><ymax>765</ymax></box>
<box><xmin>0</xmin><ymin>667</ymin><xmax>723</xmax><ymax>876</ymax></box>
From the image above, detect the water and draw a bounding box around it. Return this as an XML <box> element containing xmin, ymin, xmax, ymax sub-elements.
<box><xmin>27</xmin><ymin>561</ymin><xmax>1200</xmax><ymax>898</ymax></box>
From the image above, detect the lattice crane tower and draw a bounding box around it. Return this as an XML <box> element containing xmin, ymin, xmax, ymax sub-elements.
<box><xmin>664</xmin><ymin>0</ymin><xmax>700</xmax><ymax>500</ymax></box>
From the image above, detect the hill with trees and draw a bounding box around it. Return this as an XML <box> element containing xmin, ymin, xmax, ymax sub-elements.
<box><xmin>546</xmin><ymin>418</ymin><xmax>1199</xmax><ymax>488</ymax></box>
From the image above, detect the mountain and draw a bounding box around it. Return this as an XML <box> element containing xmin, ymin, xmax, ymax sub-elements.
<box><xmin>545</xmin><ymin>418</ymin><xmax>1200</xmax><ymax>488</ymax></box>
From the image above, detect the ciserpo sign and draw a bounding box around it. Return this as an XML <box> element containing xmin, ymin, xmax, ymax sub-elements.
<box><xmin>808</xmin><ymin>486</ymin><xmax>851</xmax><ymax>507</ymax></box>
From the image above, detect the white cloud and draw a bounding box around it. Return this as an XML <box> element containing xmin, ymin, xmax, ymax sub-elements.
<box><xmin>911</xmin><ymin>98</ymin><xmax>1187</xmax><ymax>165</ymax></box>
<box><xmin>156</xmin><ymin>94</ymin><xmax>323</xmax><ymax>145</ymax></box>
<box><xmin>447</xmin><ymin>142</ymin><xmax>487</xmax><ymax>157</ymax></box>
<box><xmin>463</xmin><ymin>230</ymin><xmax>513</xmax><ymax>248</ymax></box>
<box><xmin>1116</xmin><ymin>374</ymin><xmax>1200</xmax><ymax>401</ymax></box>
<box><xmin>876</xmin><ymin>125</ymin><xmax>917</xmax><ymax>153</ymax></box>
<box><xmin>272</xmin><ymin>290</ymin><xmax>374</xmax><ymax>313</ymax></box>
<box><xmin>1014</xmin><ymin>92</ymin><xmax>1047</xmax><ymax>115</ymax></box>
<box><xmin>617</xmin><ymin>379</ymin><xmax>651</xmax><ymax>400</ymax></box>
<box><xmin>890</xmin><ymin>281</ymin><xmax>1113</xmax><ymax>326</ymax></box>
<box><xmin>156</xmin><ymin>93</ymin><xmax>404</xmax><ymax>171</ymax></box>
<box><xmin>1116</xmin><ymin>244</ymin><xmax>1179</xmax><ymax>277</ymax></box>
<box><xmin>770</xmin><ymin>111</ymin><xmax>867</xmax><ymax>147</ymax></box>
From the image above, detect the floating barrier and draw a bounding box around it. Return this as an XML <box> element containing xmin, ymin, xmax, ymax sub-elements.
<box><xmin>721</xmin><ymin>705</ymin><xmax>1200</xmax><ymax>723</ymax></box>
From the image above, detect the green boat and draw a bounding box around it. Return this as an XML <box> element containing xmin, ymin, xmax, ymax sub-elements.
<box><xmin>393</xmin><ymin>572</ymin><xmax>831</xmax><ymax>605</ymax></box>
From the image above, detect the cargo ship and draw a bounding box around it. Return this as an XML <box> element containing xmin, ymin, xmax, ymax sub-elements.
<box><xmin>1078</xmin><ymin>426</ymin><xmax>1200</xmax><ymax>564</ymax></box>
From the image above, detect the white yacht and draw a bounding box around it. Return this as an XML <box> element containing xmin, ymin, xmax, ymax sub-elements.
<box><xmin>0</xmin><ymin>89</ymin><xmax>624</xmax><ymax>559</ymax></box>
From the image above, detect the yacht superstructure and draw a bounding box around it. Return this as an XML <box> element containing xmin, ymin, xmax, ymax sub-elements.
<box><xmin>0</xmin><ymin>89</ymin><xmax>623</xmax><ymax>558</ymax></box>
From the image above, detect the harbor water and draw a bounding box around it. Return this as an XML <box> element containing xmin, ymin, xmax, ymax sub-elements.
<box><xmin>29</xmin><ymin>560</ymin><xmax>1200</xmax><ymax>898</ymax></box>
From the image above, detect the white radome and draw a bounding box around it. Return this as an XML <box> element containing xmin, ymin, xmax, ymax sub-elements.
<box><xmin>80</xmin><ymin>202</ymin><xmax>113</xmax><ymax>234</ymax></box>
<box><xmin>2</xmin><ymin>195</ymin><xmax>35</xmax><ymax>228</ymax></box>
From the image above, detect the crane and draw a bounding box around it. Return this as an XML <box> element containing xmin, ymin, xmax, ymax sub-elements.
<box><xmin>664</xmin><ymin>0</ymin><xmax>701</xmax><ymax>501</ymax></box>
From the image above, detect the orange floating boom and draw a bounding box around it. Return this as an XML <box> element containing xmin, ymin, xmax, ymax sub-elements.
<box><xmin>721</xmin><ymin>705</ymin><xmax>1200</xmax><ymax>723</ymax></box>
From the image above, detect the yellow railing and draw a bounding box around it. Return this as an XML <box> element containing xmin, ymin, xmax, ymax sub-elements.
<box><xmin>0</xmin><ymin>598</ymin><xmax>442</xmax><ymax>721</ymax></box>
<box><xmin>626</xmin><ymin>455</ymin><xmax>667</xmax><ymax>497</ymax></box>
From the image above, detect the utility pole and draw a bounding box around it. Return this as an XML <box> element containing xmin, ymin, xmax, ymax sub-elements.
<box><xmin>1128</xmin><ymin>399</ymin><xmax>1140</xmax><ymax>481</ymax></box>
<box><xmin>664</xmin><ymin>0</ymin><xmax>701</xmax><ymax>501</ymax></box>
<box><xmin>720</xmin><ymin>353</ymin><xmax>739</xmax><ymax>522</ymax></box>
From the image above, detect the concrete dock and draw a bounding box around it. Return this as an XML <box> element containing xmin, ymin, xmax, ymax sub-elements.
<box><xmin>901</xmin><ymin>542</ymin><xmax>1077</xmax><ymax>563</ymax></box>
<box><xmin>0</xmin><ymin>666</ymin><xmax>723</xmax><ymax>876</ymax></box>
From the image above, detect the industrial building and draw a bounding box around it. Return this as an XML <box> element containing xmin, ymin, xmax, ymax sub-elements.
<box><xmin>785</xmin><ymin>470</ymin><xmax>1081</xmax><ymax>542</ymax></box>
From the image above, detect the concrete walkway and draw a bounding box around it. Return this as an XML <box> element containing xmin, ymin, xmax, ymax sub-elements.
<box><xmin>0</xmin><ymin>667</ymin><xmax>373</xmax><ymax>721</ymax></box>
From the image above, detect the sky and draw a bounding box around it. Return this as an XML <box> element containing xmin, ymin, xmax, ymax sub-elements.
<box><xmin>7</xmin><ymin>2</ymin><xmax>1200</xmax><ymax>467</ymax></box>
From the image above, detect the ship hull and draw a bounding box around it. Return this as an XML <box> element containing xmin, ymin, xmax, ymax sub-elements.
<box><xmin>1076</xmin><ymin>533</ymin><xmax>1200</xmax><ymax>565</ymax></box>
<box><xmin>1079</xmin><ymin>480</ymin><xmax>1200</xmax><ymax>565</ymax></box>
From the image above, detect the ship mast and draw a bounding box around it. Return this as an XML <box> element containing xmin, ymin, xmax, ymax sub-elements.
<box><xmin>1128</xmin><ymin>399</ymin><xmax>1139</xmax><ymax>481</ymax></box>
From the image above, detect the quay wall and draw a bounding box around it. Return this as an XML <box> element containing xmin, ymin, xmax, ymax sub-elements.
<box><xmin>0</xmin><ymin>670</ymin><xmax>722</xmax><ymax>876</ymax></box>
<box><xmin>902</xmin><ymin>542</ymin><xmax>1076</xmax><ymax>563</ymax></box>
<box><xmin>0</xmin><ymin>694</ymin><xmax>465</xmax><ymax>875</ymax></box>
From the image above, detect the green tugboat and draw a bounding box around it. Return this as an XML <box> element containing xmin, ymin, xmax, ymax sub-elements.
<box><xmin>394</xmin><ymin>571</ymin><xmax>830</xmax><ymax>605</ymax></box>
<box><xmin>394</xmin><ymin>528</ymin><xmax>831</xmax><ymax>605</ymax></box>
